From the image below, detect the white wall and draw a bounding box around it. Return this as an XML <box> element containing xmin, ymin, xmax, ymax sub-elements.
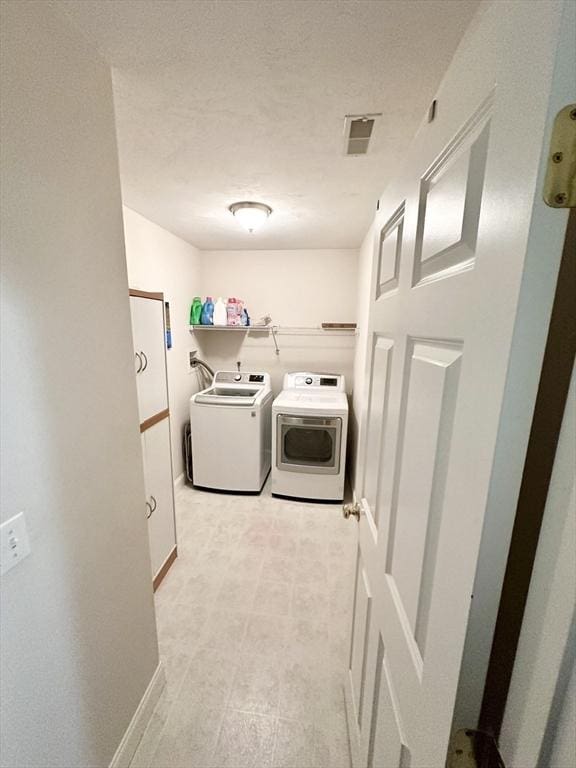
<box><xmin>0</xmin><ymin>3</ymin><xmax>158</xmax><ymax>766</ymax></box>
<box><xmin>198</xmin><ymin>248</ymin><xmax>358</xmax><ymax>394</ymax></box>
<box><xmin>500</xmin><ymin>364</ymin><xmax>576</xmax><ymax>768</ymax></box>
<box><xmin>123</xmin><ymin>207</ymin><xmax>203</xmax><ymax>480</ymax></box>
<box><xmin>123</xmin><ymin>234</ymin><xmax>359</xmax><ymax>477</ymax></box>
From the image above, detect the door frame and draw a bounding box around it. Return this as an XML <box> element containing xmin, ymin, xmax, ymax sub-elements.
<box><xmin>478</xmin><ymin>207</ymin><xmax>576</xmax><ymax>741</ymax></box>
<box><xmin>448</xmin><ymin>0</ymin><xmax>575</xmax><ymax>725</ymax></box>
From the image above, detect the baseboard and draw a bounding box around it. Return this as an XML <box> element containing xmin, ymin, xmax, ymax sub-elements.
<box><xmin>173</xmin><ymin>472</ymin><xmax>185</xmax><ymax>491</ymax></box>
<box><xmin>109</xmin><ymin>661</ymin><xmax>166</xmax><ymax>768</ymax></box>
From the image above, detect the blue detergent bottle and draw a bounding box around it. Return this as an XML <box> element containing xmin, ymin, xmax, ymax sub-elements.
<box><xmin>200</xmin><ymin>297</ymin><xmax>214</xmax><ymax>325</ymax></box>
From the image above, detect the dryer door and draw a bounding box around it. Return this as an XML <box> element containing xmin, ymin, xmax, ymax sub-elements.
<box><xmin>276</xmin><ymin>414</ymin><xmax>341</xmax><ymax>474</ymax></box>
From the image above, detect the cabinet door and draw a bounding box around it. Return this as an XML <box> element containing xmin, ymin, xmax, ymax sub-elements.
<box><xmin>143</xmin><ymin>417</ymin><xmax>176</xmax><ymax>579</ymax></box>
<box><xmin>130</xmin><ymin>296</ymin><xmax>168</xmax><ymax>423</ymax></box>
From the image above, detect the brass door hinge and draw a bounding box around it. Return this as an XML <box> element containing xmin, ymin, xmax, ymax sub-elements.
<box><xmin>543</xmin><ymin>104</ymin><xmax>576</xmax><ymax>208</ymax></box>
<box><xmin>447</xmin><ymin>729</ymin><xmax>505</xmax><ymax>768</ymax></box>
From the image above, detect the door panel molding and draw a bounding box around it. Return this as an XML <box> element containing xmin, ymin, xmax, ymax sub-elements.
<box><xmin>376</xmin><ymin>202</ymin><xmax>405</xmax><ymax>299</ymax></box>
<box><xmin>413</xmin><ymin>92</ymin><xmax>494</xmax><ymax>287</ymax></box>
<box><xmin>362</xmin><ymin>335</ymin><xmax>394</xmax><ymax>531</ymax></box>
<box><xmin>370</xmin><ymin>642</ymin><xmax>411</xmax><ymax>768</ymax></box>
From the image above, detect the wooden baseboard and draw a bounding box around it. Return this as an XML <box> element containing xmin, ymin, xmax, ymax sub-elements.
<box><xmin>153</xmin><ymin>546</ymin><xmax>177</xmax><ymax>592</ymax></box>
<box><xmin>109</xmin><ymin>662</ymin><xmax>165</xmax><ymax>768</ymax></box>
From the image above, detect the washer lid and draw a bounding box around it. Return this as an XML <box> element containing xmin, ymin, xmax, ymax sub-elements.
<box><xmin>193</xmin><ymin>370</ymin><xmax>271</xmax><ymax>406</ymax></box>
<box><xmin>194</xmin><ymin>386</ymin><xmax>260</xmax><ymax>406</ymax></box>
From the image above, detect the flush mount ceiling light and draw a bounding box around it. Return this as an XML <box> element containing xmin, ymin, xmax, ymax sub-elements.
<box><xmin>229</xmin><ymin>201</ymin><xmax>272</xmax><ymax>233</ymax></box>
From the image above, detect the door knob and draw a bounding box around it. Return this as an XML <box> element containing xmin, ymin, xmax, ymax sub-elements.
<box><xmin>343</xmin><ymin>502</ymin><xmax>361</xmax><ymax>520</ymax></box>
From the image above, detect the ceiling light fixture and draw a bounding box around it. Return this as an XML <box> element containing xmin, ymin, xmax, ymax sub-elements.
<box><xmin>229</xmin><ymin>201</ymin><xmax>272</xmax><ymax>233</ymax></box>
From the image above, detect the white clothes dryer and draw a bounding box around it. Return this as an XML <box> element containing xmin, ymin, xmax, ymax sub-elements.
<box><xmin>190</xmin><ymin>371</ymin><xmax>272</xmax><ymax>492</ymax></box>
<box><xmin>272</xmin><ymin>372</ymin><xmax>348</xmax><ymax>501</ymax></box>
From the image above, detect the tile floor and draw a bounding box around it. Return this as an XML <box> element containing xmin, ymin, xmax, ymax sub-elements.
<box><xmin>130</xmin><ymin>480</ymin><xmax>357</xmax><ymax>768</ymax></box>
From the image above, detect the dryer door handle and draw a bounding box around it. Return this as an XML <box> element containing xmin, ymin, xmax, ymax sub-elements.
<box><xmin>277</xmin><ymin>415</ymin><xmax>342</xmax><ymax>428</ymax></box>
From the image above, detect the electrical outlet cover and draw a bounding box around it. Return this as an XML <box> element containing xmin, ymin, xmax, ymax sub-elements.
<box><xmin>1</xmin><ymin>512</ymin><xmax>31</xmax><ymax>575</ymax></box>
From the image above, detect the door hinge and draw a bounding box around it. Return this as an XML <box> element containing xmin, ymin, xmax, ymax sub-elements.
<box><xmin>447</xmin><ymin>729</ymin><xmax>505</xmax><ymax>768</ymax></box>
<box><xmin>543</xmin><ymin>104</ymin><xmax>576</xmax><ymax>208</ymax></box>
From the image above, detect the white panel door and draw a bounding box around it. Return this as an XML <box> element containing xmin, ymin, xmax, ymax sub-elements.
<box><xmin>130</xmin><ymin>296</ymin><xmax>168</xmax><ymax>423</ymax></box>
<box><xmin>143</xmin><ymin>417</ymin><xmax>176</xmax><ymax>578</ymax></box>
<box><xmin>345</xmin><ymin>2</ymin><xmax>572</xmax><ymax>766</ymax></box>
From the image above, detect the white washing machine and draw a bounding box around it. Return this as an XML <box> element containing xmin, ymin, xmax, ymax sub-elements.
<box><xmin>190</xmin><ymin>371</ymin><xmax>272</xmax><ymax>492</ymax></box>
<box><xmin>272</xmin><ymin>372</ymin><xmax>348</xmax><ymax>501</ymax></box>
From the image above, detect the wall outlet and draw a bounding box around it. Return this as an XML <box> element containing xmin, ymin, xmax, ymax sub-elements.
<box><xmin>1</xmin><ymin>512</ymin><xmax>31</xmax><ymax>576</ymax></box>
<box><xmin>189</xmin><ymin>350</ymin><xmax>198</xmax><ymax>372</ymax></box>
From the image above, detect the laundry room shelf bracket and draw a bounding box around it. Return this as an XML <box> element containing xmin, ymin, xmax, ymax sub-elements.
<box><xmin>188</xmin><ymin>324</ymin><xmax>356</xmax><ymax>355</ymax></box>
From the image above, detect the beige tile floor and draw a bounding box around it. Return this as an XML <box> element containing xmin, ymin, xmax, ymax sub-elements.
<box><xmin>130</xmin><ymin>480</ymin><xmax>357</xmax><ymax>768</ymax></box>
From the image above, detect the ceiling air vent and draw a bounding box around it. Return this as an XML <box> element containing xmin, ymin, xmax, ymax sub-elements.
<box><xmin>343</xmin><ymin>113</ymin><xmax>382</xmax><ymax>156</ymax></box>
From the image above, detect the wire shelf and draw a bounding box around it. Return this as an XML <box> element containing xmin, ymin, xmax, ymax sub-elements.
<box><xmin>189</xmin><ymin>325</ymin><xmax>357</xmax><ymax>336</ymax></box>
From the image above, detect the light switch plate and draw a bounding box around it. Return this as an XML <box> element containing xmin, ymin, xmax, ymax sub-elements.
<box><xmin>1</xmin><ymin>512</ymin><xmax>31</xmax><ymax>575</ymax></box>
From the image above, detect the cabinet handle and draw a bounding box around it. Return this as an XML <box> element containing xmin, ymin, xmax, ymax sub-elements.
<box><xmin>140</xmin><ymin>351</ymin><xmax>148</xmax><ymax>371</ymax></box>
<box><xmin>150</xmin><ymin>495</ymin><xmax>157</xmax><ymax>513</ymax></box>
<box><xmin>145</xmin><ymin>501</ymin><xmax>153</xmax><ymax>519</ymax></box>
<box><xmin>135</xmin><ymin>352</ymin><xmax>143</xmax><ymax>373</ymax></box>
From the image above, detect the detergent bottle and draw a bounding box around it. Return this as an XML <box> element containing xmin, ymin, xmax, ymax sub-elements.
<box><xmin>213</xmin><ymin>297</ymin><xmax>227</xmax><ymax>326</ymax></box>
<box><xmin>226</xmin><ymin>297</ymin><xmax>240</xmax><ymax>326</ymax></box>
<box><xmin>200</xmin><ymin>297</ymin><xmax>214</xmax><ymax>325</ymax></box>
<box><xmin>190</xmin><ymin>297</ymin><xmax>202</xmax><ymax>325</ymax></box>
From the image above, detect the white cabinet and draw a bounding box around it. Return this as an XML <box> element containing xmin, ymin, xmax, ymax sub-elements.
<box><xmin>141</xmin><ymin>418</ymin><xmax>176</xmax><ymax>579</ymax></box>
<box><xmin>130</xmin><ymin>294</ymin><xmax>169</xmax><ymax>424</ymax></box>
<box><xmin>129</xmin><ymin>289</ymin><xmax>177</xmax><ymax>588</ymax></box>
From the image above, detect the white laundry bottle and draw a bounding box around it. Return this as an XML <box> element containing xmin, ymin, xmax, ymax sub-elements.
<box><xmin>213</xmin><ymin>297</ymin><xmax>227</xmax><ymax>326</ymax></box>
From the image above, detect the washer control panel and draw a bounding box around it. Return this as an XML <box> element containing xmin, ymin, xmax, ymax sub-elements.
<box><xmin>283</xmin><ymin>372</ymin><xmax>345</xmax><ymax>391</ymax></box>
<box><xmin>214</xmin><ymin>371</ymin><xmax>269</xmax><ymax>385</ymax></box>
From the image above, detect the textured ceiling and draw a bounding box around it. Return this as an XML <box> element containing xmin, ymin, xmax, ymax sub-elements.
<box><xmin>59</xmin><ymin>0</ymin><xmax>480</xmax><ymax>250</ymax></box>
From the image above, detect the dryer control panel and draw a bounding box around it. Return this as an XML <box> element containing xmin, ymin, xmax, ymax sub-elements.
<box><xmin>282</xmin><ymin>372</ymin><xmax>345</xmax><ymax>391</ymax></box>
